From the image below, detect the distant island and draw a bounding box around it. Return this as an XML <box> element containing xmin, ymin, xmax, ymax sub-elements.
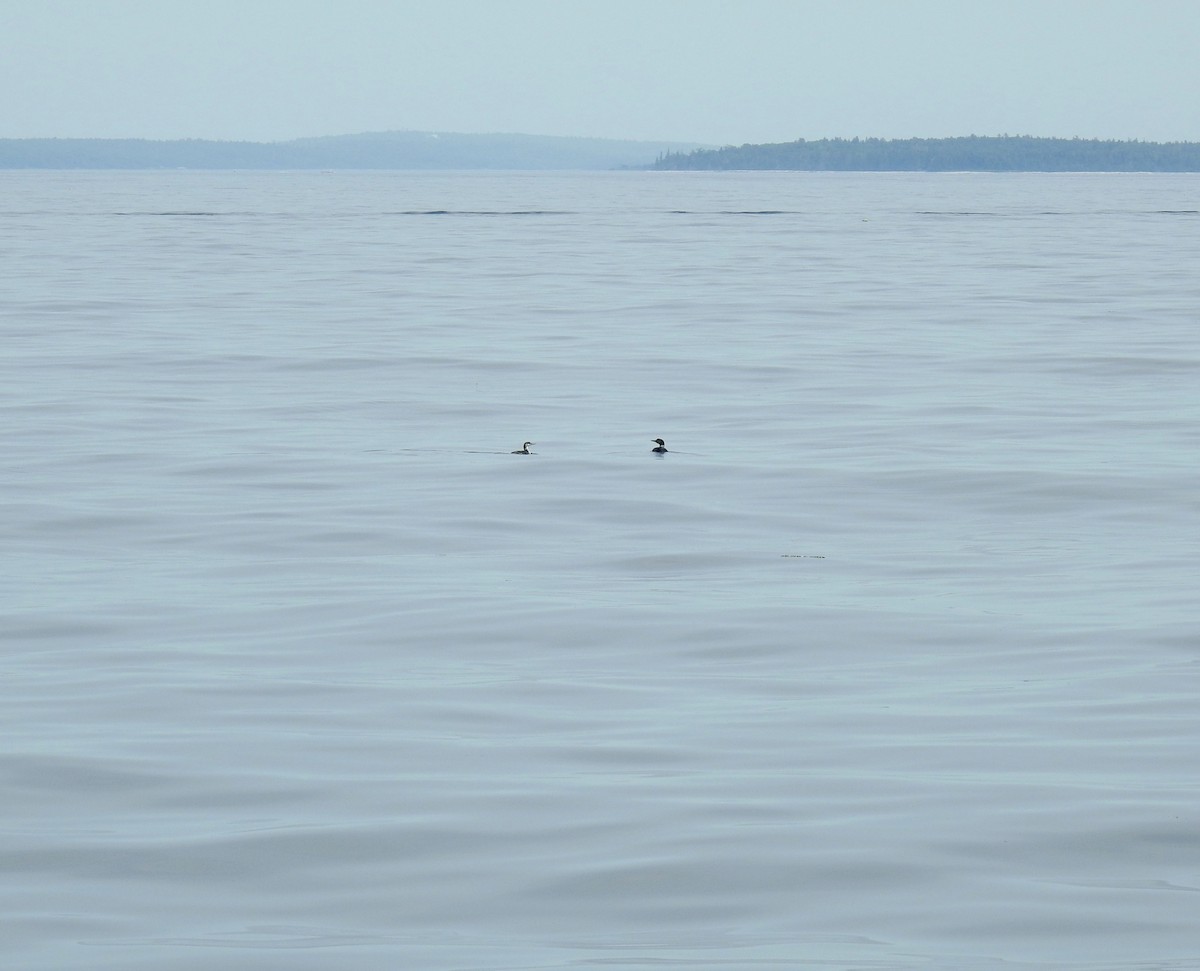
<box><xmin>652</xmin><ymin>135</ymin><xmax>1200</xmax><ymax>172</ymax></box>
<box><xmin>6</xmin><ymin>132</ymin><xmax>1199</xmax><ymax>172</ymax></box>
<box><xmin>0</xmin><ymin>130</ymin><xmax>706</xmax><ymax>171</ymax></box>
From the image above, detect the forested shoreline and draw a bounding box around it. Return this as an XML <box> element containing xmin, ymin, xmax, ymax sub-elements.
<box><xmin>6</xmin><ymin>132</ymin><xmax>1198</xmax><ymax>172</ymax></box>
<box><xmin>652</xmin><ymin>136</ymin><xmax>1200</xmax><ymax>172</ymax></box>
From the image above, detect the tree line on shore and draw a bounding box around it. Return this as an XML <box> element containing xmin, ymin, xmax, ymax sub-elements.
<box><xmin>652</xmin><ymin>135</ymin><xmax>1200</xmax><ymax>172</ymax></box>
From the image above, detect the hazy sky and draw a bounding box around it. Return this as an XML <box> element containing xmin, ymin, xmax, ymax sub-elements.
<box><xmin>3</xmin><ymin>0</ymin><xmax>1197</xmax><ymax>144</ymax></box>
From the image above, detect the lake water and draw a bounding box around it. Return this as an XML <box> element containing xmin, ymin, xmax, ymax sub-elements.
<box><xmin>2</xmin><ymin>169</ymin><xmax>1198</xmax><ymax>970</ymax></box>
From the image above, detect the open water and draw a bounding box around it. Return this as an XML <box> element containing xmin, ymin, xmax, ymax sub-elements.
<box><xmin>2</xmin><ymin>169</ymin><xmax>1198</xmax><ymax>969</ymax></box>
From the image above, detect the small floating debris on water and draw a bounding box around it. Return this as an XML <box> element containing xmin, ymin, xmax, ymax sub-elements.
<box><xmin>781</xmin><ymin>554</ymin><xmax>826</xmax><ymax>559</ymax></box>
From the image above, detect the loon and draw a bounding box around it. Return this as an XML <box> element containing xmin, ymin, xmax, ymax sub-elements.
<box><xmin>652</xmin><ymin>438</ymin><xmax>668</xmax><ymax>453</ymax></box>
<box><xmin>512</xmin><ymin>442</ymin><xmax>534</xmax><ymax>454</ymax></box>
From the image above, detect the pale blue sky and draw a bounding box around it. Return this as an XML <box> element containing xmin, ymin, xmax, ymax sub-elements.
<box><xmin>2</xmin><ymin>0</ymin><xmax>1197</xmax><ymax>144</ymax></box>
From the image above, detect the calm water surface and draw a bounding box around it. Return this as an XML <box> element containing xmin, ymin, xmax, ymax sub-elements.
<box><xmin>2</xmin><ymin>170</ymin><xmax>1199</xmax><ymax>969</ymax></box>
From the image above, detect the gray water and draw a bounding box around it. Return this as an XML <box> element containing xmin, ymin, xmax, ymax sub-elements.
<box><xmin>2</xmin><ymin>170</ymin><xmax>1198</xmax><ymax>970</ymax></box>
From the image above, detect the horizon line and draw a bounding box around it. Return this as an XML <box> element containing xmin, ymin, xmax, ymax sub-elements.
<box><xmin>3</xmin><ymin>130</ymin><xmax>1199</xmax><ymax>147</ymax></box>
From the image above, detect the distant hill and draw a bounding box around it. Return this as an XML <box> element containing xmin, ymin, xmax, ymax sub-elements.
<box><xmin>0</xmin><ymin>130</ymin><xmax>706</xmax><ymax>170</ymax></box>
<box><xmin>652</xmin><ymin>135</ymin><xmax>1200</xmax><ymax>172</ymax></box>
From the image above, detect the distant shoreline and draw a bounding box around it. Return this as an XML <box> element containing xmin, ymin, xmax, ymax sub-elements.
<box><xmin>4</xmin><ymin>132</ymin><xmax>1200</xmax><ymax>172</ymax></box>
<box><xmin>0</xmin><ymin>130</ymin><xmax>706</xmax><ymax>171</ymax></box>
<box><xmin>652</xmin><ymin>135</ymin><xmax>1200</xmax><ymax>172</ymax></box>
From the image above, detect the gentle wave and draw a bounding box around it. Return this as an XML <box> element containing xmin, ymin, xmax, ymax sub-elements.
<box><xmin>3</xmin><ymin>169</ymin><xmax>1198</xmax><ymax>971</ymax></box>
